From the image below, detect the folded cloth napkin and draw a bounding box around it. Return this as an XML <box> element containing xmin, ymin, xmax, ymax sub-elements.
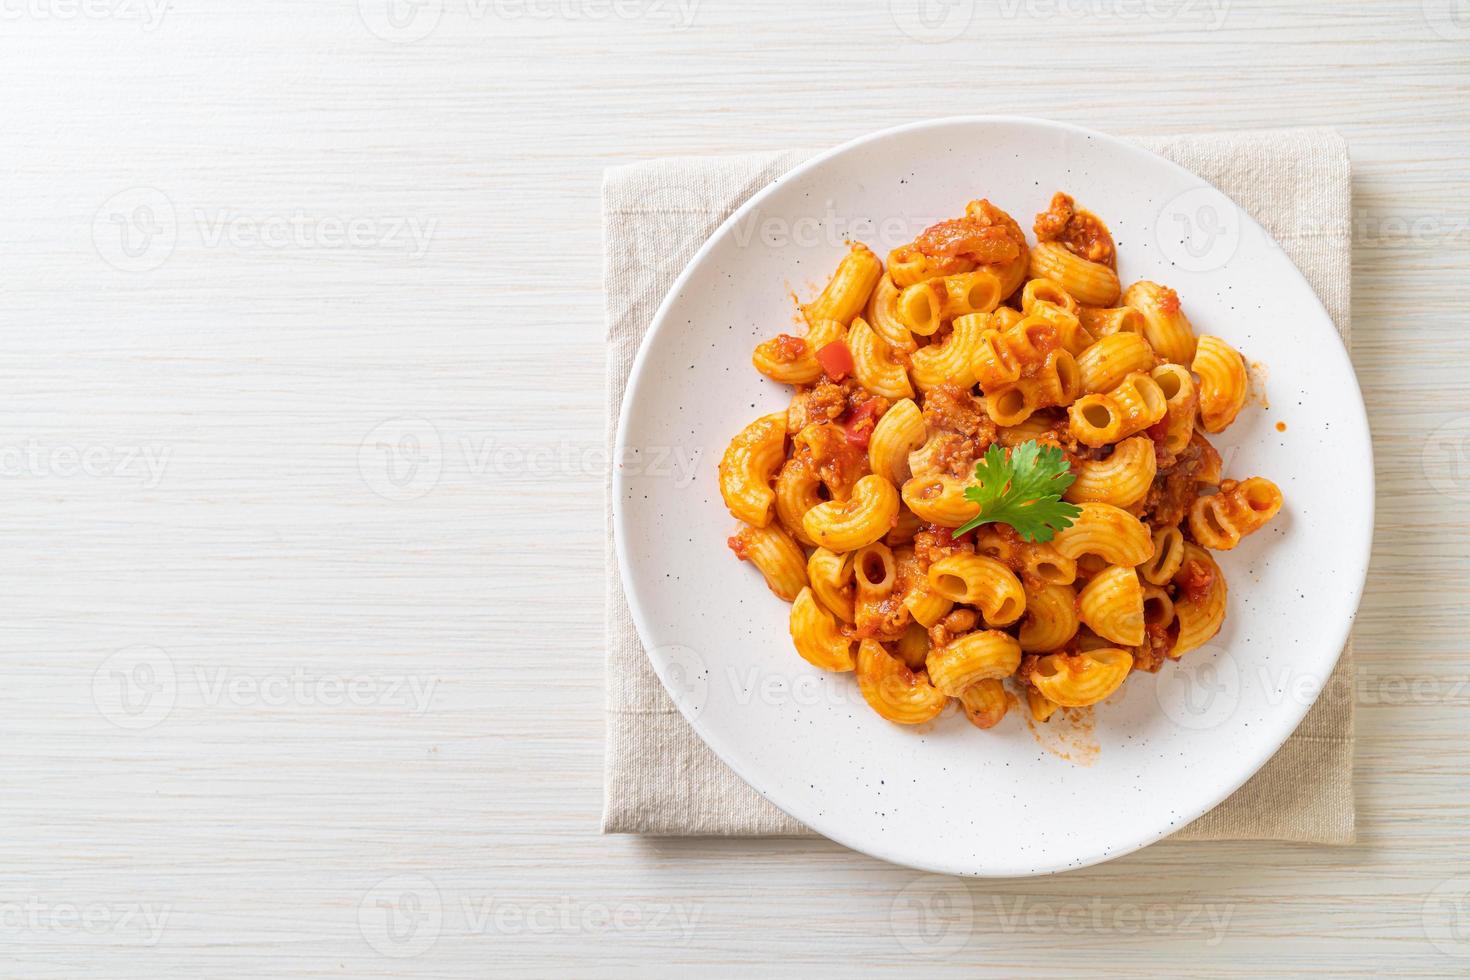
<box><xmin>603</xmin><ymin>128</ymin><xmax>1355</xmax><ymax>843</ymax></box>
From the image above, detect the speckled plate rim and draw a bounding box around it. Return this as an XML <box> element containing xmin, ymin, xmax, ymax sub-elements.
<box><xmin>613</xmin><ymin>116</ymin><xmax>1373</xmax><ymax>876</ymax></box>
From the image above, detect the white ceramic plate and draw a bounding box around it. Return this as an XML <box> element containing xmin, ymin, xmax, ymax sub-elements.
<box><xmin>614</xmin><ymin>117</ymin><xmax>1372</xmax><ymax>876</ymax></box>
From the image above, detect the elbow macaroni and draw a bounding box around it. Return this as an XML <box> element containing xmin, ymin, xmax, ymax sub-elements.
<box><xmin>1192</xmin><ymin>335</ymin><xmax>1249</xmax><ymax>433</ymax></box>
<box><xmin>1028</xmin><ymin>241</ymin><xmax>1121</xmax><ymax>307</ymax></box>
<box><xmin>1141</xmin><ymin>526</ymin><xmax>1185</xmax><ymax>586</ymax></box>
<box><xmin>804</xmin><ymin>243</ymin><xmax>883</xmax><ymax>327</ymax></box>
<box><xmin>1172</xmin><ymin>544</ymin><xmax>1228</xmax><ymax>656</ymax></box>
<box><xmin>927</xmin><ymin>630</ymin><xmax>1022</xmax><ymax>699</ymax></box>
<box><xmin>1077</xmin><ymin>565</ymin><xmax>1146</xmax><ymax>646</ymax></box>
<box><xmin>909</xmin><ymin>313</ymin><xmax>985</xmax><ymax>390</ymax></box>
<box><xmin>865</xmin><ymin>273</ymin><xmax>918</xmax><ymax>354</ymax></box>
<box><xmin>806</xmin><ymin>547</ymin><xmax>855</xmax><ymax>622</ymax></box>
<box><xmin>1019</xmin><ymin>583</ymin><xmax>1079</xmax><ymax>652</ymax></box>
<box><xmin>887</xmin><ymin>244</ymin><xmax>973</xmax><ymax>288</ymax></box>
<box><xmin>774</xmin><ymin>457</ymin><xmax>823</xmax><ymax>546</ymax></box>
<box><xmin>1065</xmin><ymin>435</ymin><xmax>1157</xmax><ymax>508</ymax></box>
<box><xmin>728</xmin><ymin>522</ymin><xmax>807</xmax><ymax>601</ymax></box>
<box><xmin>901</xmin><ymin>474</ymin><xmax>981</xmax><ymax>527</ymax></box>
<box><xmin>848</xmin><ymin>317</ymin><xmax>914</xmax><ymax>399</ymax></box>
<box><xmin>1052</xmin><ymin>502</ymin><xmax>1154</xmax><ymax>566</ymax></box>
<box><xmin>957</xmin><ymin>679</ymin><xmax>1009</xmax><ymax>729</ymax></box>
<box><xmin>941</xmin><ymin>271</ymin><xmax>1005</xmax><ymax>319</ymax></box>
<box><xmin>790</xmin><ymin>588</ymin><xmax>855</xmax><ymax>671</ymax></box>
<box><xmin>803</xmin><ymin>474</ymin><xmax>900</xmax><ymax>552</ymax></box>
<box><xmin>984</xmin><ymin>350</ymin><xmax>1082</xmax><ymax>425</ymax></box>
<box><xmin>1068</xmin><ymin>372</ymin><xmax>1168</xmax><ymax>447</ymax></box>
<box><xmin>1021</xmin><ymin>277</ymin><xmax>1081</xmax><ymax>320</ymax></box>
<box><xmin>857</xmin><ymin>638</ymin><xmax>948</xmax><ymax>724</ymax></box>
<box><xmin>751</xmin><ymin>318</ymin><xmax>846</xmax><ymax>385</ymax></box>
<box><xmin>1077</xmin><ymin>332</ymin><xmax>1156</xmax><ymax>394</ymax></box>
<box><xmin>1189</xmin><ymin>477</ymin><xmax>1283</xmax><ymax>550</ymax></box>
<box><xmin>1078</xmin><ymin>304</ymin><xmax>1145</xmax><ymax>338</ymax></box>
<box><xmin>1028</xmin><ymin>648</ymin><xmax>1133</xmax><ymax>707</ymax></box>
<box><xmin>867</xmin><ymin>397</ymin><xmax>926</xmax><ymax>485</ymax></box>
<box><xmin>1150</xmin><ymin>362</ymin><xmax>1198</xmax><ymax>454</ymax></box>
<box><xmin>1122</xmin><ymin>280</ymin><xmax>1196</xmax><ymax>365</ymax></box>
<box><xmin>899</xmin><ymin>549</ymin><xmax>954</xmax><ymax>628</ymax></box>
<box><xmin>719</xmin><ymin>412</ymin><xmax>788</xmax><ymax>526</ymax></box>
<box><xmin>927</xmin><ymin>554</ymin><xmax>1026</xmax><ymax>627</ymax></box>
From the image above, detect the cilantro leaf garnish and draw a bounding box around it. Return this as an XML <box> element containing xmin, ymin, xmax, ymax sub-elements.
<box><xmin>952</xmin><ymin>440</ymin><xmax>1082</xmax><ymax>543</ymax></box>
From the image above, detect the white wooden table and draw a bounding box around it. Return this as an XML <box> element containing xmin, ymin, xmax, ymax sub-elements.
<box><xmin>0</xmin><ymin>1</ymin><xmax>1467</xmax><ymax>974</ymax></box>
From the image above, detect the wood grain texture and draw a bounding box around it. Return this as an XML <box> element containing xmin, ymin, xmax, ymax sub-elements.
<box><xmin>0</xmin><ymin>0</ymin><xmax>1466</xmax><ymax>975</ymax></box>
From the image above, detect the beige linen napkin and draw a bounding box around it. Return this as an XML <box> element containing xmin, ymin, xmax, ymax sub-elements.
<box><xmin>603</xmin><ymin>128</ymin><xmax>1355</xmax><ymax>844</ymax></box>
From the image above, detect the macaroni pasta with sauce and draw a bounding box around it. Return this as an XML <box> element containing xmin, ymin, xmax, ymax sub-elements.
<box><xmin>719</xmin><ymin>192</ymin><xmax>1282</xmax><ymax>731</ymax></box>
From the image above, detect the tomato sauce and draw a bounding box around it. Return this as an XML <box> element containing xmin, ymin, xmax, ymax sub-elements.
<box><xmin>1033</xmin><ymin>191</ymin><xmax>1116</xmax><ymax>268</ymax></box>
<box><xmin>769</xmin><ymin>333</ymin><xmax>806</xmax><ymax>362</ymax></box>
<box><xmin>1177</xmin><ymin>559</ymin><xmax>1215</xmax><ymax>604</ymax></box>
<box><xmin>816</xmin><ymin>340</ymin><xmax>854</xmax><ymax>381</ymax></box>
